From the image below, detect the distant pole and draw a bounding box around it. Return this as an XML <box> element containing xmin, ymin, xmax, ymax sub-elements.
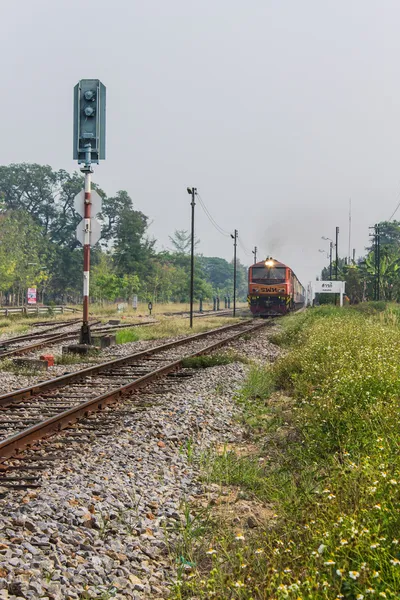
<box><xmin>187</xmin><ymin>187</ymin><xmax>197</xmax><ymax>328</ymax></box>
<box><xmin>348</xmin><ymin>198</ymin><xmax>352</xmax><ymax>263</ymax></box>
<box><xmin>329</xmin><ymin>242</ymin><xmax>333</xmax><ymax>280</ymax></box>
<box><xmin>376</xmin><ymin>224</ymin><xmax>380</xmax><ymax>301</ymax></box>
<box><xmin>252</xmin><ymin>246</ymin><xmax>257</xmax><ymax>264</ymax></box>
<box><xmin>352</xmin><ymin>248</ymin><xmax>356</xmax><ymax>264</ymax></box>
<box><xmin>369</xmin><ymin>225</ymin><xmax>377</xmax><ymax>300</ymax></box>
<box><xmin>335</xmin><ymin>226</ymin><xmax>339</xmax><ymax>305</ymax></box>
<box><xmin>231</xmin><ymin>229</ymin><xmax>238</xmax><ymax>316</ymax></box>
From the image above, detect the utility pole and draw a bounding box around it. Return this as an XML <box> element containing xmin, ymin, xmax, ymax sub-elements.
<box><xmin>348</xmin><ymin>198</ymin><xmax>352</xmax><ymax>263</ymax></box>
<box><xmin>252</xmin><ymin>246</ymin><xmax>257</xmax><ymax>264</ymax></box>
<box><xmin>231</xmin><ymin>229</ymin><xmax>238</xmax><ymax>316</ymax></box>
<box><xmin>187</xmin><ymin>187</ymin><xmax>197</xmax><ymax>328</ymax></box>
<box><xmin>335</xmin><ymin>226</ymin><xmax>339</xmax><ymax>305</ymax></box>
<box><xmin>376</xmin><ymin>224</ymin><xmax>380</xmax><ymax>301</ymax></box>
<box><xmin>369</xmin><ymin>225</ymin><xmax>380</xmax><ymax>300</ymax></box>
<box><xmin>329</xmin><ymin>242</ymin><xmax>333</xmax><ymax>280</ymax></box>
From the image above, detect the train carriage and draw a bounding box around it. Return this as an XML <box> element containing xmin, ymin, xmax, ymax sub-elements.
<box><xmin>248</xmin><ymin>258</ymin><xmax>305</xmax><ymax>317</ymax></box>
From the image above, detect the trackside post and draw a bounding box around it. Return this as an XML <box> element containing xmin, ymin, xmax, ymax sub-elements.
<box><xmin>73</xmin><ymin>79</ymin><xmax>106</xmax><ymax>344</ymax></box>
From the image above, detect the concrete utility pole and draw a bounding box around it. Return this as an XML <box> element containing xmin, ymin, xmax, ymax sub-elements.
<box><xmin>335</xmin><ymin>226</ymin><xmax>339</xmax><ymax>305</ymax></box>
<box><xmin>187</xmin><ymin>187</ymin><xmax>197</xmax><ymax>328</ymax></box>
<box><xmin>252</xmin><ymin>246</ymin><xmax>257</xmax><ymax>264</ymax></box>
<box><xmin>231</xmin><ymin>229</ymin><xmax>238</xmax><ymax>317</ymax></box>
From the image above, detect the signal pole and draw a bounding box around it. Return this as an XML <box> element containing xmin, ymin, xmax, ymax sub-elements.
<box><xmin>73</xmin><ymin>79</ymin><xmax>106</xmax><ymax>345</ymax></box>
<box><xmin>187</xmin><ymin>187</ymin><xmax>197</xmax><ymax>328</ymax></box>
<box><xmin>231</xmin><ymin>229</ymin><xmax>238</xmax><ymax>316</ymax></box>
<box><xmin>252</xmin><ymin>246</ymin><xmax>257</xmax><ymax>264</ymax></box>
<box><xmin>80</xmin><ymin>145</ymin><xmax>93</xmax><ymax>344</ymax></box>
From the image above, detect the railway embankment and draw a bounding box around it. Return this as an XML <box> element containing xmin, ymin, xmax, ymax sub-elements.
<box><xmin>173</xmin><ymin>305</ymin><xmax>400</xmax><ymax>599</ymax></box>
<box><xmin>0</xmin><ymin>324</ymin><xmax>278</xmax><ymax>600</ymax></box>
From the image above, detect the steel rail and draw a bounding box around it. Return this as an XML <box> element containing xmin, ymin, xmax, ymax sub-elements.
<box><xmin>0</xmin><ymin>321</ymin><xmax>267</xmax><ymax>461</ymax></box>
<box><xmin>0</xmin><ymin>320</ymin><xmax>256</xmax><ymax>406</ymax></box>
<box><xmin>0</xmin><ymin>321</ymin><xmax>101</xmax><ymax>359</ymax></box>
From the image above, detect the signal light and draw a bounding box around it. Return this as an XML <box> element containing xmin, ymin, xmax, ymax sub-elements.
<box><xmin>73</xmin><ymin>79</ymin><xmax>106</xmax><ymax>163</ymax></box>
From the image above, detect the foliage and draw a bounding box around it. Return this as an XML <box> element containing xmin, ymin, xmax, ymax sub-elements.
<box><xmin>0</xmin><ymin>164</ymin><xmax>247</xmax><ymax>306</ymax></box>
<box><xmin>173</xmin><ymin>307</ymin><xmax>400</xmax><ymax>599</ymax></box>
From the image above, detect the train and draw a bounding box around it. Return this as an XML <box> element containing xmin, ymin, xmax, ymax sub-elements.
<box><xmin>248</xmin><ymin>258</ymin><xmax>305</xmax><ymax>317</ymax></box>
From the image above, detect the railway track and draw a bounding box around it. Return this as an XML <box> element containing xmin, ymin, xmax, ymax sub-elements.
<box><xmin>0</xmin><ymin>319</ymin><xmax>156</xmax><ymax>359</ymax></box>
<box><xmin>0</xmin><ymin>320</ymin><xmax>267</xmax><ymax>475</ymax></box>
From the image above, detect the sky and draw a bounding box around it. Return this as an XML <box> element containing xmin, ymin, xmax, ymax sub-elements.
<box><xmin>0</xmin><ymin>0</ymin><xmax>399</xmax><ymax>285</ymax></box>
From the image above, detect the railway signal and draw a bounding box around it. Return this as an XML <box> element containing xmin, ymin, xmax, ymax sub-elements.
<box><xmin>73</xmin><ymin>79</ymin><xmax>106</xmax><ymax>345</ymax></box>
<box><xmin>252</xmin><ymin>246</ymin><xmax>257</xmax><ymax>264</ymax></box>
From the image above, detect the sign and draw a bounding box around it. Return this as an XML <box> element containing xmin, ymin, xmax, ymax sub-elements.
<box><xmin>73</xmin><ymin>189</ymin><xmax>102</xmax><ymax>217</ymax></box>
<box><xmin>313</xmin><ymin>281</ymin><xmax>345</xmax><ymax>294</ymax></box>
<box><xmin>312</xmin><ymin>280</ymin><xmax>346</xmax><ymax>307</ymax></box>
<box><xmin>133</xmin><ymin>295</ymin><xmax>138</xmax><ymax>310</ymax></box>
<box><xmin>27</xmin><ymin>287</ymin><xmax>37</xmax><ymax>305</ymax></box>
<box><xmin>76</xmin><ymin>217</ymin><xmax>102</xmax><ymax>247</ymax></box>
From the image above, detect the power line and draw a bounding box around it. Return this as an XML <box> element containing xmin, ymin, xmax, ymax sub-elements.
<box><xmin>388</xmin><ymin>196</ymin><xmax>400</xmax><ymax>221</ymax></box>
<box><xmin>238</xmin><ymin>237</ymin><xmax>252</xmax><ymax>257</ymax></box>
<box><xmin>196</xmin><ymin>193</ymin><xmax>231</xmax><ymax>237</ymax></box>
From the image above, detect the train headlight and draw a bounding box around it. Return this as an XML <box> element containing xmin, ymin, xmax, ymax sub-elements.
<box><xmin>265</xmin><ymin>258</ymin><xmax>274</xmax><ymax>267</ymax></box>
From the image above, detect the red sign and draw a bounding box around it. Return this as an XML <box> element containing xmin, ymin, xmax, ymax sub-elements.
<box><xmin>27</xmin><ymin>288</ymin><xmax>37</xmax><ymax>305</ymax></box>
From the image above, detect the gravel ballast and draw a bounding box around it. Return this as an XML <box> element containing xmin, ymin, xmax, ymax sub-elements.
<box><xmin>0</xmin><ymin>327</ymin><xmax>280</xmax><ymax>599</ymax></box>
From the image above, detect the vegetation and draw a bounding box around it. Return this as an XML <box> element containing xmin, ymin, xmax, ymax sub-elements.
<box><xmin>172</xmin><ymin>306</ymin><xmax>400</xmax><ymax>599</ymax></box>
<box><xmin>115</xmin><ymin>316</ymin><xmax>241</xmax><ymax>345</ymax></box>
<box><xmin>0</xmin><ymin>163</ymin><xmax>247</xmax><ymax>306</ymax></box>
<box><xmin>321</xmin><ymin>220</ymin><xmax>400</xmax><ymax>303</ymax></box>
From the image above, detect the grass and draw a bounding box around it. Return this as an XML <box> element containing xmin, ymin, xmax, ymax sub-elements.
<box><xmin>55</xmin><ymin>350</ymin><xmax>99</xmax><ymax>365</ymax></box>
<box><xmin>90</xmin><ymin>301</ymin><xmax>248</xmax><ymax>318</ymax></box>
<box><xmin>115</xmin><ymin>316</ymin><xmax>243</xmax><ymax>345</ymax></box>
<box><xmin>171</xmin><ymin>305</ymin><xmax>400</xmax><ymax>599</ymax></box>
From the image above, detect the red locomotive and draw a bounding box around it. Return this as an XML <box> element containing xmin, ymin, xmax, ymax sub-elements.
<box><xmin>248</xmin><ymin>258</ymin><xmax>305</xmax><ymax>317</ymax></box>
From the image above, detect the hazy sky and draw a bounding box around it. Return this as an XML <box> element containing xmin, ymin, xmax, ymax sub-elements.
<box><xmin>1</xmin><ymin>0</ymin><xmax>399</xmax><ymax>284</ymax></box>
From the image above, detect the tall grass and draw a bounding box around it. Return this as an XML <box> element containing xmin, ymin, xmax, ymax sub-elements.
<box><xmin>172</xmin><ymin>306</ymin><xmax>400</xmax><ymax>599</ymax></box>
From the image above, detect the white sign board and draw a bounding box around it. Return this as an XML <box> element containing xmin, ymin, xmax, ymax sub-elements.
<box><xmin>73</xmin><ymin>189</ymin><xmax>102</xmax><ymax>218</ymax></box>
<box><xmin>75</xmin><ymin>218</ymin><xmax>102</xmax><ymax>246</ymax></box>
<box><xmin>313</xmin><ymin>281</ymin><xmax>345</xmax><ymax>294</ymax></box>
<box><xmin>133</xmin><ymin>295</ymin><xmax>138</xmax><ymax>310</ymax></box>
<box><xmin>312</xmin><ymin>280</ymin><xmax>346</xmax><ymax>307</ymax></box>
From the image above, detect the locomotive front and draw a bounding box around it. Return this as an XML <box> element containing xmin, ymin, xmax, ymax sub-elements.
<box><xmin>247</xmin><ymin>258</ymin><xmax>292</xmax><ymax>317</ymax></box>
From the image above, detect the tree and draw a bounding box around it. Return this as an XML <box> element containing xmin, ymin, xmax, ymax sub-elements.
<box><xmin>168</xmin><ymin>229</ymin><xmax>199</xmax><ymax>254</ymax></box>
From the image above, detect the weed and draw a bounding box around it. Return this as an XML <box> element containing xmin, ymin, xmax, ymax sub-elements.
<box><xmin>115</xmin><ymin>316</ymin><xmax>242</xmax><ymax>346</ymax></box>
<box><xmin>0</xmin><ymin>359</ymin><xmax>40</xmax><ymax>376</ymax></box>
<box><xmin>55</xmin><ymin>349</ymin><xmax>99</xmax><ymax>365</ymax></box>
<box><xmin>171</xmin><ymin>305</ymin><xmax>400</xmax><ymax>599</ymax></box>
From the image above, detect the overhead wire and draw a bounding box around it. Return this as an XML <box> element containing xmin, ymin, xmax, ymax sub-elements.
<box><xmin>388</xmin><ymin>192</ymin><xmax>400</xmax><ymax>221</ymax></box>
<box><xmin>196</xmin><ymin>193</ymin><xmax>231</xmax><ymax>238</ymax></box>
<box><xmin>196</xmin><ymin>192</ymin><xmax>261</xmax><ymax>262</ymax></box>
